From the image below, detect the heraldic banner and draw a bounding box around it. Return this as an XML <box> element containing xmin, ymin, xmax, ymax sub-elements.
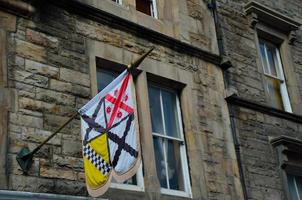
<box><xmin>78</xmin><ymin>70</ymin><xmax>140</xmax><ymax>197</ymax></box>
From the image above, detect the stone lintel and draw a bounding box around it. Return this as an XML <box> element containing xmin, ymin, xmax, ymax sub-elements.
<box><xmin>244</xmin><ymin>1</ymin><xmax>301</xmax><ymax>33</ymax></box>
<box><xmin>225</xmin><ymin>94</ymin><xmax>302</xmax><ymax>124</ymax></box>
<box><xmin>270</xmin><ymin>135</ymin><xmax>302</xmax><ymax>150</ymax></box>
<box><xmin>270</xmin><ymin>135</ymin><xmax>302</xmax><ymax>176</ymax></box>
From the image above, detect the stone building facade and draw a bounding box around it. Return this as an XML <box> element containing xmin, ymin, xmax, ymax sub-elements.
<box><xmin>0</xmin><ymin>0</ymin><xmax>301</xmax><ymax>200</ymax></box>
<box><xmin>216</xmin><ymin>0</ymin><xmax>302</xmax><ymax>200</ymax></box>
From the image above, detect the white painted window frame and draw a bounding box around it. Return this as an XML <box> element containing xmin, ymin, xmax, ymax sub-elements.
<box><xmin>259</xmin><ymin>40</ymin><xmax>292</xmax><ymax>113</ymax></box>
<box><xmin>112</xmin><ymin>0</ymin><xmax>122</xmax><ymax>5</ymax></box>
<box><xmin>293</xmin><ymin>176</ymin><xmax>302</xmax><ymax>200</ymax></box>
<box><xmin>110</xmin><ymin>163</ymin><xmax>145</xmax><ymax>192</ymax></box>
<box><xmin>150</xmin><ymin>85</ymin><xmax>192</xmax><ymax>198</ymax></box>
<box><xmin>150</xmin><ymin>0</ymin><xmax>158</xmax><ymax>19</ymax></box>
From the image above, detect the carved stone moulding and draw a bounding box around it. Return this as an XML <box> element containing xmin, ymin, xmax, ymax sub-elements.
<box><xmin>244</xmin><ymin>1</ymin><xmax>301</xmax><ymax>44</ymax></box>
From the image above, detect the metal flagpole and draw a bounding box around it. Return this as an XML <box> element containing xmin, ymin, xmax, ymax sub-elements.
<box><xmin>16</xmin><ymin>47</ymin><xmax>154</xmax><ymax>174</ymax></box>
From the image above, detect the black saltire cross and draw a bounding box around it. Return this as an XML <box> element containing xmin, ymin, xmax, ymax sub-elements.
<box><xmin>81</xmin><ymin>97</ymin><xmax>138</xmax><ymax>168</ymax></box>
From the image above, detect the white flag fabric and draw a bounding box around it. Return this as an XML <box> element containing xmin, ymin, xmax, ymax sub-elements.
<box><xmin>79</xmin><ymin>70</ymin><xmax>140</xmax><ymax>197</ymax></box>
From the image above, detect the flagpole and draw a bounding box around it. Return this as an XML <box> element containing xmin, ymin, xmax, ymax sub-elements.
<box><xmin>16</xmin><ymin>47</ymin><xmax>154</xmax><ymax>174</ymax></box>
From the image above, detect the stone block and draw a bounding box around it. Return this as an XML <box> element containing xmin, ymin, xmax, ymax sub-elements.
<box><xmin>72</xmin><ymin>84</ymin><xmax>90</xmax><ymax>98</ymax></box>
<box><xmin>36</xmin><ymin>87</ymin><xmax>75</xmax><ymax>106</ymax></box>
<box><xmin>62</xmin><ymin>139</ymin><xmax>82</xmax><ymax>157</ymax></box>
<box><xmin>9</xmin><ymin>175</ymin><xmax>55</xmax><ymax>193</ymax></box>
<box><xmin>18</xmin><ymin>90</ymin><xmax>35</xmax><ymax>98</ymax></box>
<box><xmin>25</xmin><ymin>59</ymin><xmax>59</xmax><ymax>78</ymax></box>
<box><xmin>18</xmin><ymin>109</ymin><xmax>43</xmax><ymax>117</ymax></box>
<box><xmin>15</xmin><ymin>39</ymin><xmax>46</xmax><ymax>62</ymax></box>
<box><xmin>50</xmin><ymin>79</ymin><xmax>90</xmax><ymax>97</ymax></box>
<box><xmin>8</xmin><ymin>55</ymin><xmax>25</xmax><ymax>69</ymax></box>
<box><xmin>9</xmin><ymin>112</ymin><xmax>43</xmax><ymax>129</ymax></box>
<box><xmin>53</xmin><ymin>180</ymin><xmax>87</xmax><ymax>195</ymax></box>
<box><xmin>53</xmin><ymin>154</ymin><xmax>83</xmax><ymax>170</ymax></box>
<box><xmin>59</xmin><ymin>68</ymin><xmax>90</xmax><ymax>87</ymax></box>
<box><xmin>14</xmin><ymin>81</ymin><xmax>35</xmax><ymax>92</ymax></box>
<box><xmin>44</xmin><ymin>114</ymin><xmax>72</xmax><ymax>134</ymax></box>
<box><xmin>76</xmin><ymin>97</ymin><xmax>89</xmax><ymax>109</ymax></box>
<box><xmin>26</xmin><ymin>29</ymin><xmax>59</xmax><ymax>49</ymax></box>
<box><xmin>10</xmin><ymin>69</ymin><xmax>48</xmax><ymax>88</ymax></box>
<box><xmin>40</xmin><ymin>166</ymin><xmax>77</xmax><ymax>181</ymax></box>
<box><xmin>21</xmin><ymin>127</ymin><xmax>61</xmax><ymax>146</ymax></box>
<box><xmin>19</xmin><ymin>97</ymin><xmax>74</xmax><ymax>116</ymax></box>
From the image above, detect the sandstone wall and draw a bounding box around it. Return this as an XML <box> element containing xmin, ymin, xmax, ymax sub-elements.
<box><xmin>217</xmin><ymin>0</ymin><xmax>302</xmax><ymax>199</ymax></box>
<box><xmin>2</xmin><ymin>1</ymin><xmax>243</xmax><ymax>200</ymax></box>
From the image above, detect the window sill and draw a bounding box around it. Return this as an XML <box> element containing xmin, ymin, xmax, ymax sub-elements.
<box><xmin>225</xmin><ymin>94</ymin><xmax>302</xmax><ymax>123</ymax></box>
<box><xmin>110</xmin><ymin>183</ymin><xmax>144</xmax><ymax>192</ymax></box>
<box><xmin>160</xmin><ymin>188</ymin><xmax>191</xmax><ymax>198</ymax></box>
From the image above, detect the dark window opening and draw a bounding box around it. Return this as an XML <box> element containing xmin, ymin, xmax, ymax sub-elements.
<box><xmin>136</xmin><ymin>0</ymin><xmax>152</xmax><ymax>16</ymax></box>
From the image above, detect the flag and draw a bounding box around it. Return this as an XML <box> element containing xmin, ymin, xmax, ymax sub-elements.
<box><xmin>79</xmin><ymin>69</ymin><xmax>141</xmax><ymax>197</ymax></box>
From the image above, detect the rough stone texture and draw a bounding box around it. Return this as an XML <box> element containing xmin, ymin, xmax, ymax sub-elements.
<box><xmin>216</xmin><ymin>0</ymin><xmax>302</xmax><ymax>199</ymax></box>
<box><xmin>2</xmin><ymin>1</ymin><xmax>242</xmax><ymax>200</ymax></box>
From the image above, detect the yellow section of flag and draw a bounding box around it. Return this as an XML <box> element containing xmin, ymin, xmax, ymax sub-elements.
<box><xmin>83</xmin><ymin>133</ymin><xmax>111</xmax><ymax>189</ymax></box>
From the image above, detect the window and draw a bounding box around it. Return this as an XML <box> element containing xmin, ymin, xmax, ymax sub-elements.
<box><xmin>136</xmin><ymin>0</ymin><xmax>158</xmax><ymax>18</ymax></box>
<box><xmin>258</xmin><ymin>39</ymin><xmax>292</xmax><ymax>112</ymax></box>
<box><xmin>111</xmin><ymin>0</ymin><xmax>122</xmax><ymax>5</ymax></box>
<box><xmin>271</xmin><ymin>136</ymin><xmax>302</xmax><ymax>200</ymax></box>
<box><xmin>288</xmin><ymin>174</ymin><xmax>302</xmax><ymax>200</ymax></box>
<box><xmin>96</xmin><ymin>58</ymin><xmax>144</xmax><ymax>191</ymax></box>
<box><xmin>148</xmin><ymin>83</ymin><xmax>191</xmax><ymax>196</ymax></box>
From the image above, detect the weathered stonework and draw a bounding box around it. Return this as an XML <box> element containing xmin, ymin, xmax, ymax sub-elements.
<box><xmin>3</xmin><ymin>0</ymin><xmax>301</xmax><ymax>199</ymax></box>
<box><xmin>0</xmin><ymin>0</ymin><xmax>243</xmax><ymax>199</ymax></box>
<box><xmin>217</xmin><ymin>0</ymin><xmax>302</xmax><ymax>199</ymax></box>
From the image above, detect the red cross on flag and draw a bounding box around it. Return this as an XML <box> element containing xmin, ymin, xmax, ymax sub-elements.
<box><xmin>79</xmin><ymin>70</ymin><xmax>140</xmax><ymax>197</ymax></box>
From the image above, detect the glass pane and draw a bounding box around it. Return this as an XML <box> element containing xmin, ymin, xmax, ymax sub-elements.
<box><xmin>264</xmin><ymin>76</ymin><xmax>283</xmax><ymax>110</ymax></box>
<box><xmin>167</xmin><ymin>139</ymin><xmax>184</xmax><ymax>190</ymax></box>
<box><xmin>153</xmin><ymin>136</ymin><xmax>167</xmax><ymax>188</ymax></box>
<box><xmin>288</xmin><ymin>175</ymin><xmax>299</xmax><ymax>200</ymax></box>
<box><xmin>260</xmin><ymin>42</ymin><xmax>269</xmax><ymax>74</ymax></box>
<box><xmin>162</xmin><ymin>89</ymin><xmax>181</xmax><ymax>138</ymax></box>
<box><xmin>96</xmin><ymin>69</ymin><xmax>118</xmax><ymax>92</ymax></box>
<box><xmin>266</xmin><ymin>45</ymin><xmax>278</xmax><ymax>77</ymax></box>
<box><xmin>287</xmin><ymin>174</ymin><xmax>302</xmax><ymax>200</ymax></box>
<box><xmin>148</xmin><ymin>86</ymin><xmax>164</xmax><ymax>134</ymax></box>
<box><xmin>295</xmin><ymin>176</ymin><xmax>302</xmax><ymax>199</ymax></box>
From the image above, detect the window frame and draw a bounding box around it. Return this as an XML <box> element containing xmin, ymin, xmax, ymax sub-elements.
<box><xmin>287</xmin><ymin>174</ymin><xmax>302</xmax><ymax>200</ymax></box>
<box><xmin>150</xmin><ymin>0</ymin><xmax>158</xmax><ymax>18</ymax></box>
<box><xmin>94</xmin><ymin>57</ymin><xmax>145</xmax><ymax>192</ymax></box>
<box><xmin>111</xmin><ymin>0</ymin><xmax>122</xmax><ymax>5</ymax></box>
<box><xmin>135</xmin><ymin>0</ymin><xmax>158</xmax><ymax>19</ymax></box>
<box><xmin>271</xmin><ymin>136</ymin><xmax>302</xmax><ymax>200</ymax></box>
<box><xmin>147</xmin><ymin>82</ymin><xmax>192</xmax><ymax>198</ymax></box>
<box><xmin>258</xmin><ymin>39</ymin><xmax>292</xmax><ymax>112</ymax></box>
<box><xmin>87</xmin><ymin>40</ymin><xmax>201</xmax><ymax>198</ymax></box>
<box><xmin>245</xmin><ymin>1</ymin><xmax>302</xmax><ymax>114</ymax></box>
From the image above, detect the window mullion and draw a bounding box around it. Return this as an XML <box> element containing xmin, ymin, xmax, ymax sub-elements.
<box><xmin>264</xmin><ymin>43</ymin><xmax>272</xmax><ymax>75</ymax></box>
<box><xmin>159</xmin><ymin>89</ymin><xmax>167</xmax><ymax>136</ymax></box>
<box><xmin>294</xmin><ymin>177</ymin><xmax>301</xmax><ymax>200</ymax></box>
<box><xmin>275</xmin><ymin>47</ymin><xmax>292</xmax><ymax>112</ymax></box>
<box><xmin>153</xmin><ymin>132</ymin><xmax>183</xmax><ymax>143</ymax></box>
<box><xmin>162</xmin><ymin>139</ymin><xmax>170</xmax><ymax>189</ymax></box>
<box><xmin>159</xmin><ymin>89</ymin><xmax>170</xmax><ymax>189</ymax></box>
<box><xmin>275</xmin><ymin>48</ymin><xmax>286</xmax><ymax>81</ymax></box>
<box><xmin>150</xmin><ymin>0</ymin><xmax>158</xmax><ymax>18</ymax></box>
